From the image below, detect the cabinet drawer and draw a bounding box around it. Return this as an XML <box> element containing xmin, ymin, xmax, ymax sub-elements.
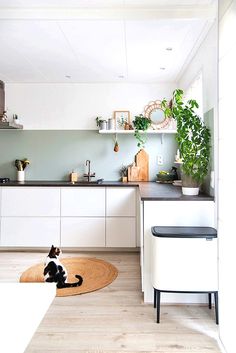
<box><xmin>61</xmin><ymin>188</ymin><xmax>105</xmax><ymax>217</ymax></box>
<box><xmin>106</xmin><ymin>217</ymin><xmax>136</xmax><ymax>247</ymax></box>
<box><xmin>1</xmin><ymin>217</ymin><xmax>60</xmax><ymax>247</ymax></box>
<box><xmin>106</xmin><ymin>187</ymin><xmax>136</xmax><ymax>217</ymax></box>
<box><xmin>1</xmin><ymin>187</ymin><xmax>60</xmax><ymax>217</ymax></box>
<box><xmin>61</xmin><ymin>217</ymin><xmax>105</xmax><ymax>247</ymax></box>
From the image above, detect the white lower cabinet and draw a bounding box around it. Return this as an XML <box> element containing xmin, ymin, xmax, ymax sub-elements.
<box><xmin>106</xmin><ymin>218</ymin><xmax>136</xmax><ymax>247</ymax></box>
<box><xmin>0</xmin><ymin>186</ymin><xmax>137</xmax><ymax>248</ymax></box>
<box><xmin>1</xmin><ymin>187</ymin><xmax>60</xmax><ymax>217</ymax></box>
<box><xmin>1</xmin><ymin>217</ymin><xmax>60</xmax><ymax>247</ymax></box>
<box><xmin>106</xmin><ymin>187</ymin><xmax>136</xmax><ymax>217</ymax></box>
<box><xmin>61</xmin><ymin>187</ymin><xmax>105</xmax><ymax>216</ymax></box>
<box><xmin>61</xmin><ymin>217</ymin><xmax>105</xmax><ymax>247</ymax></box>
<box><xmin>105</xmin><ymin>187</ymin><xmax>137</xmax><ymax>248</ymax></box>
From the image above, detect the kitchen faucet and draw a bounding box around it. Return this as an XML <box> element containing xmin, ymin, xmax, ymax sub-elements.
<box><xmin>84</xmin><ymin>160</ymin><xmax>95</xmax><ymax>182</ymax></box>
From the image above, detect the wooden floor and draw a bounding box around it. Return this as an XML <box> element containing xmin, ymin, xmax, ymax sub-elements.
<box><xmin>0</xmin><ymin>251</ymin><xmax>222</xmax><ymax>353</ymax></box>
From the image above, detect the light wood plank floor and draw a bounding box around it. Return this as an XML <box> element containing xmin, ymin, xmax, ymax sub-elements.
<box><xmin>0</xmin><ymin>251</ymin><xmax>222</xmax><ymax>353</ymax></box>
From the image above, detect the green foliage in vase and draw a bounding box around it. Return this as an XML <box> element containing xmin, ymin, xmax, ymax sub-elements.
<box><xmin>161</xmin><ymin>89</ymin><xmax>211</xmax><ymax>184</ymax></box>
<box><xmin>95</xmin><ymin>116</ymin><xmax>106</xmax><ymax>128</ymax></box>
<box><xmin>133</xmin><ymin>114</ymin><xmax>151</xmax><ymax>148</ymax></box>
<box><xmin>14</xmin><ymin>158</ymin><xmax>30</xmax><ymax>171</ymax></box>
<box><xmin>120</xmin><ymin>165</ymin><xmax>128</xmax><ymax>177</ymax></box>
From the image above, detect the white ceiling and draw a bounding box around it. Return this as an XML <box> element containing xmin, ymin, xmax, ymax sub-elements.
<box><xmin>0</xmin><ymin>1</ymin><xmax>217</xmax><ymax>8</ymax></box>
<box><xmin>0</xmin><ymin>1</ymin><xmax>217</xmax><ymax>83</ymax></box>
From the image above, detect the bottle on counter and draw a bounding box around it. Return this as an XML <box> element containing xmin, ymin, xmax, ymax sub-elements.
<box><xmin>70</xmin><ymin>171</ymin><xmax>78</xmax><ymax>182</ymax></box>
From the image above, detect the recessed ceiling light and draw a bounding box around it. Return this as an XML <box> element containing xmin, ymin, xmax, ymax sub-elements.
<box><xmin>166</xmin><ymin>47</ymin><xmax>173</xmax><ymax>51</ymax></box>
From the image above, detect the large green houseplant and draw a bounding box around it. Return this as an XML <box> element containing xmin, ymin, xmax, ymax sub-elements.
<box><xmin>161</xmin><ymin>89</ymin><xmax>211</xmax><ymax>195</ymax></box>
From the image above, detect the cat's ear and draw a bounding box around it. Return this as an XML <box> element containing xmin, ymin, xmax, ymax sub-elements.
<box><xmin>49</xmin><ymin>245</ymin><xmax>54</xmax><ymax>255</ymax></box>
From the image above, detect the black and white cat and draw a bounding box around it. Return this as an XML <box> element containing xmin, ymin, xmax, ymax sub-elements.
<box><xmin>44</xmin><ymin>245</ymin><xmax>83</xmax><ymax>289</ymax></box>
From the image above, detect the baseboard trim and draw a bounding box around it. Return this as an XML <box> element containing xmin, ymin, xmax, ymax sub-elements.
<box><xmin>0</xmin><ymin>246</ymin><xmax>140</xmax><ymax>253</ymax></box>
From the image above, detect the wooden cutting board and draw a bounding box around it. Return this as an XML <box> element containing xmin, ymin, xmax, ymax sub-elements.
<box><xmin>135</xmin><ymin>149</ymin><xmax>149</xmax><ymax>181</ymax></box>
<box><xmin>128</xmin><ymin>163</ymin><xmax>140</xmax><ymax>181</ymax></box>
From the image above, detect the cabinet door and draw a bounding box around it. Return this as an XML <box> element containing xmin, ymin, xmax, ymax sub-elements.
<box><xmin>1</xmin><ymin>187</ymin><xmax>60</xmax><ymax>217</ymax></box>
<box><xmin>106</xmin><ymin>187</ymin><xmax>136</xmax><ymax>217</ymax></box>
<box><xmin>106</xmin><ymin>217</ymin><xmax>136</xmax><ymax>247</ymax></box>
<box><xmin>1</xmin><ymin>217</ymin><xmax>60</xmax><ymax>247</ymax></box>
<box><xmin>61</xmin><ymin>187</ymin><xmax>105</xmax><ymax>217</ymax></box>
<box><xmin>61</xmin><ymin>217</ymin><xmax>105</xmax><ymax>247</ymax></box>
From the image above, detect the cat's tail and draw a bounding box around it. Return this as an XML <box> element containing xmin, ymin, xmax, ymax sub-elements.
<box><xmin>57</xmin><ymin>275</ymin><xmax>83</xmax><ymax>289</ymax></box>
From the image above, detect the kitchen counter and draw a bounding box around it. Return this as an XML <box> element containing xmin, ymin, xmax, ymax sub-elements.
<box><xmin>137</xmin><ymin>182</ymin><xmax>213</xmax><ymax>201</ymax></box>
<box><xmin>0</xmin><ymin>180</ymin><xmax>213</xmax><ymax>201</ymax></box>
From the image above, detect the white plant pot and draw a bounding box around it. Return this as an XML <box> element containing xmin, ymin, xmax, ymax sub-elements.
<box><xmin>182</xmin><ymin>186</ymin><xmax>199</xmax><ymax>196</ymax></box>
<box><xmin>17</xmin><ymin>170</ymin><xmax>25</xmax><ymax>182</ymax></box>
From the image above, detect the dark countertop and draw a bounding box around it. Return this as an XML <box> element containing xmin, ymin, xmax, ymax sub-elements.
<box><xmin>0</xmin><ymin>180</ymin><xmax>138</xmax><ymax>187</ymax></box>
<box><xmin>0</xmin><ymin>180</ymin><xmax>214</xmax><ymax>201</ymax></box>
<box><xmin>137</xmin><ymin>182</ymin><xmax>214</xmax><ymax>201</ymax></box>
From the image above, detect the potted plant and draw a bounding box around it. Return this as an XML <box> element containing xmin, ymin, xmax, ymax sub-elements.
<box><xmin>14</xmin><ymin>158</ymin><xmax>30</xmax><ymax>181</ymax></box>
<box><xmin>96</xmin><ymin>116</ymin><xmax>107</xmax><ymax>130</ymax></box>
<box><xmin>120</xmin><ymin>165</ymin><xmax>128</xmax><ymax>182</ymax></box>
<box><xmin>114</xmin><ymin>138</ymin><xmax>119</xmax><ymax>152</ymax></box>
<box><xmin>133</xmin><ymin>114</ymin><xmax>151</xmax><ymax>148</ymax></box>
<box><xmin>161</xmin><ymin>89</ymin><xmax>211</xmax><ymax>195</ymax></box>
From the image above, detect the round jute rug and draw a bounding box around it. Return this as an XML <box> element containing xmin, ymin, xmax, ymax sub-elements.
<box><xmin>19</xmin><ymin>257</ymin><xmax>118</xmax><ymax>297</ymax></box>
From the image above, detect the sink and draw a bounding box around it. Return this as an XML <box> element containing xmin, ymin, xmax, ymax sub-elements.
<box><xmin>70</xmin><ymin>179</ymin><xmax>104</xmax><ymax>185</ymax></box>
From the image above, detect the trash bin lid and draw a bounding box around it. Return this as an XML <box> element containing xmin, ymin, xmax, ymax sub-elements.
<box><xmin>151</xmin><ymin>226</ymin><xmax>217</xmax><ymax>238</ymax></box>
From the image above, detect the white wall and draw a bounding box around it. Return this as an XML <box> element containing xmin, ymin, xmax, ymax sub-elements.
<box><xmin>178</xmin><ymin>21</ymin><xmax>218</xmax><ymax>115</ymax></box>
<box><xmin>219</xmin><ymin>0</ymin><xmax>234</xmax><ymax>19</ymax></box>
<box><xmin>5</xmin><ymin>82</ymin><xmax>175</xmax><ymax>129</ymax></box>
<box><xmin>177</xmin><ymin>21</ymin><xmax>218</xmax><ymax>199</ymax></box>
<box><xmin>218</xmin><ymin>1</ymin><xmax>236</xmax><ymax>352</ymax></box>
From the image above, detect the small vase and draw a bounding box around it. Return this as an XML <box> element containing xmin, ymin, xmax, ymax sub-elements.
<box><xmin>108</xmin><ymin>118</ymin><xmax>115</xmax><ymax>130</ymax></box>
<box><xmin>17</xmin><ymin>170</ymin><xmax>25</xmax><ymax>182</ymax></box>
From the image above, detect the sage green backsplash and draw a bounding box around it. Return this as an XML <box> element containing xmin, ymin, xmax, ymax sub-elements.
<box><xmin>0</xmin><ymin>130</ymin><xmax>177</xmax><ymax>181</ymax></box>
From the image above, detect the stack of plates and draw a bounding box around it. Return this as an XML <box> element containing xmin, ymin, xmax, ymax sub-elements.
<box><xmin>173</xmin><ymin>180</ymin><xmax>182</xmax><ymax>187</ymax></box>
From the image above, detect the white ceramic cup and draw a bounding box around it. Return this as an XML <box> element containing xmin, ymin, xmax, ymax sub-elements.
<box><xmin>17</xmin><ymin>170</ymin><xmax>25</xmax><ymax>182</ymax></box>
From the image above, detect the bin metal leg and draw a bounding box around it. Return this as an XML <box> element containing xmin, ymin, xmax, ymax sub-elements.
<box><xmin>214</xmin><ymin>292</ymin><xmax>219</xmax><ymax>325</ymax></box>
<box><xmin>154</xmin><ymin>288</ymin><xmax>156</xmax><ymax>308</ymax></box>
<box><xmin>208</xmin><ymin>293</ymin><xmax>212</xmax><ymax>309</ymax></box>
<box><xmin>156</xmin><ymin>290</ymin><xmax>161</xmax><ymax>323</ymax></box>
